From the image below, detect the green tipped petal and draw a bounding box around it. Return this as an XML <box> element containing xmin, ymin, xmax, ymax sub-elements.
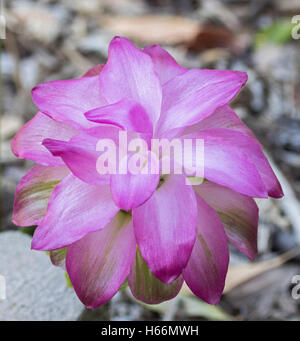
<box><xmin>128</xmin><ymin>249</ymin><xmax>183</xmax><ymax>304</ymax></box>
<box><xmin>50</xmin><ymin>247</ymin><xmax>67</xmax><ymax>269</ymax></box>
<box><xmin>13</xmin><ymin>165</ymin><xmax>69</xmax><ymax>227</ymax></box>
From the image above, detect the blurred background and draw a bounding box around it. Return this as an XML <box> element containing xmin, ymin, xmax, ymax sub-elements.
<box><xmin>1</xmin><ymin>0</ymin><xmax>300</xmax><ymax>321</ymax></box>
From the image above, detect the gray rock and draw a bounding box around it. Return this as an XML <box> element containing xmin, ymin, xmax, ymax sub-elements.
<box><xmin>0</xmin><ymin>53</ymin><xmax>16</xmax><ymax>77</ymax></box>
<box><xmin>0</xmin><ymin>231</ymin><xmax>84</xmax><ymax>321</ymax></box>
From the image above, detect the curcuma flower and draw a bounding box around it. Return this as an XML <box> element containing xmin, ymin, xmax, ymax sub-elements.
<box><xmin>12</xmin><ymin>37</ymin><xmax>283</xmax><ymax>308</ymax></box>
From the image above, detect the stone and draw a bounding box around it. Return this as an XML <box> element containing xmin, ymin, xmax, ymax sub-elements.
<box><xmin>0</xmin><ymin>231</ymin><xmax>84</xmax><ymax>320</ymax></box>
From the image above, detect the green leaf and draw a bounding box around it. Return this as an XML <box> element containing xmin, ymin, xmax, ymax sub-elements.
<box><xmin>119</xmin><ymin>278</ymin><xmax>129</xmax><ymax>291</ymax></box>
<box><xmin>20</xmin><ymin>225</ymin><xmax>37</xmax><ymax>236</ymax></box>
<box><xmin>133</xmin><ymin>292</ymin><xmax>232</xmax><ymax>321</ymax></box>
<box><xmin>65</xmin><ymin>272</ymin><xmax>73</xmax><ymax>288</ymax></box>
<box><xmin>255</xmin><ymin>20</ymin><xmax>293</xmax><ymax>49</ymax></box>
<box><xmin>181</xmin><ymin>296</ymin><xmax>232</xmax><ymax>321</ymax></box>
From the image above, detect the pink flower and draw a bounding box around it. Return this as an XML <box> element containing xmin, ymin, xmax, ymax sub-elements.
<box><xmin>12</xmin><ymin>37</ymin><xmax>283</xmax><ymax>308</ymax></box>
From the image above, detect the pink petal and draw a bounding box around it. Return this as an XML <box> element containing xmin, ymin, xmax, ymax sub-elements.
<box><xmin>182</xmin><ymin>128</ymin><xmax>268</xmax><ymax>198</ymax></box>
<box><xmin>157</xmin><ymin>69</ymin><xmax>247</xmax><ymax>136</ymax></box>
<box><xmin>85</xmin><ymin>98</ymin><xmax>153</xmax><ymax>134</ymax></box>
<box><xmin>82</xmin><ymin>64</ymin><xmax>104</xmax><ymax>77</ymax></box>
<box><xmin>133</xmin><ymin>174</ymin><xmax>197</xmax><ymax>284</ymax></box>
<box><xmin>32</xmin><ymin>76</ymin><xmax>107</xmax><ymax>129</ymax></box>
<box><xmin>43</xmin><ymin>125</ymin><xmax>121</xmax><ymax>185</ymax></box>
<box><xmin>99</xmin><ymin>36</ymin><xmax>162</xmax><ymax>126</ymax></box>
<box><xmin>237</xmin><ymin>136</ymin><xmax>283</xmax><ymax>198</ymax></box>
<box><xmin>12</xmin><ymin>165</ymin><xmax>69</xmax><ymax>227</ymax></box>
<box><xmin>180</xmin><ymin>105</ymin><xmax>258</xmax><ymax>140</ymax></box>
<box><xmin>183</xmin><ymin>196</ymin><xmax>229</xmax><ymax>305</ymax></box>
<box><xmin>110</xmin><ymin>151</ymin><xmax>159</xmax><ymax>211</ymax></box>
<box><xmin>11</xmin><ymin>112</ymin><xmax>78</xmax><ymax>166</ymax></box>
<box><xmin>66</xmin><ymin>212</ymin><xmax>136</xmax><ymax>309</ymax></box>
<box><xmin>193</xmin><ymin>128</ymin><xmax>281</xmax><ymax>198</ymax></box>
<box><xmin>194</xmin><ymin>182</ymin><xmax>258</xmax><ymax>260</ymax></box>
<box><xmin>143</xmin><ymin>44</ymin><xmax>186</xmax><ymax>85</ymax></box>
<box><xmin>128</xmin><ymin>249</ymin><xmax>183</xmax><ymax>304</ymax></box>
<box><xmin>31</xmin><ymin>174</ymin><xmax>119</xmax><ymax>250</ymax></box>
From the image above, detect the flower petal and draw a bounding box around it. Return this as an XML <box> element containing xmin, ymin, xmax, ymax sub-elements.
<box><xmin>66</xmin><ymin>211</ymin><xmax>136</xmax><ymax>309</ymax></box>
<box><xmin>32</xmin><ymin>76</ymin><xmax>107</xmax><ymax>129</ymax></box>
<box><xmin>129</xmin><ymin>249</ymin><xmax>183</xmax><ymax>304</ymax></box>
<box><xmin>11</xmin><ymin>112</ymin><xmax>78</xmax><ymax>166</ymax></box>
<box><xmin>99</xmin><ymin>36</ymin><xmax>162</xmax><ymax>125</ymax></box>
<box><xmin>157</xmin><ymin>69</ymin><xmax>247</xmax><ymax>136</ymax></box>
<box><xmin>182</xmin><ymin>128</ymin><xmax>268</xmax><ymax>198</ymax></box>
<box><xmin>82</xmin><ymin>64</ymin><xmax>104</xmax><ymax>77</ymax></box>
<box><xmin>143</xmin><ymin>44</ymin><xmax>186</xmax><ymax>85</ymax></box>
<box><xmin>12</xmin><ymin>165</ymin><xmax>69</xmax><ymax>226</ymax></box>
<box><xmin>85</xmin><ymin>98</ymin><xmax>153</xmax><ymax>134</ymax></box>
<box><xmin>194</xmin><ymin>182</ymin><xmax>258</xmax><ymax>260</ymax></box>
<box><xmin>183</xmin><ymin>196</ymin><xmax>229</xmax><ymax>305</ymax></box>
<box><xmin>31</xmin><ymin>174</ymin><xmax>119</xmax><ymax>250</ymax></box>
<box><xmin>180</xmin><ymin>105</ymin><xmax>257</xmax><ymax>140</ymax></box>
<box><xmin>42</xmin><ymin>125</ymin><xmax>121</xmax><ymax>185</ymax></box>
<box><xmin>190</xmin><ymin>128</ymin><xmax>282</xmax><ymax>198</ymax></box>
<box><xmin>110</xmin><ymin>151</ymin><xmax>159</xmax><ymax>211</ymax></box>
<box><xmin>213</xmin><ymin>129</ymin><xmax>282</xmax><ymax>198</ymax></box>
<box><xmin>133</xmin><ymin>174</ymin><xmax>197</xmax><ymax>284</ymax></box>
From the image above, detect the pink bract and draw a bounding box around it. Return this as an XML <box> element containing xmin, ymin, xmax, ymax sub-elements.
<box><xmin>12</xmin><ymin>37</ymin><xmax>283</xmax><ymax>308</ymax></box>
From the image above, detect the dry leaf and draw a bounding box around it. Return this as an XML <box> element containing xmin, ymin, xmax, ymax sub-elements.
<box><xmin>188</xmin><ymin>25</ymin><xmax>236</xmax><ymax>52</ymax></box>
<box><xmin>100</xmin><ymin>15</ymin><xmax>200</xmax><ymax>45</ymax></box>
<box><xmin>181</xmin><ymin>247</ymin><xmax>300</xmax><ymax>296</ymax></box>
<box><xmin>275</xmin><ymin>0</ymin><xmax>300</xmax><ymax>14</ymax></box>
<box><xmin>224</xmin><ymin>247</ymin><xmax>300</xmax><ymax>293</ymax></box>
